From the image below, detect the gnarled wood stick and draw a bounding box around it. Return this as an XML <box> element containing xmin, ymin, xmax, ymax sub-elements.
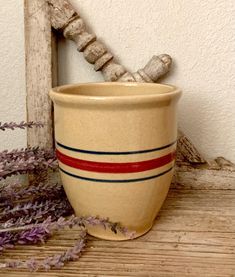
<box><xmin>47</xmin><ymin>0</ymin><xmax>206</xmax><ymax>164</ymax></box>
<box><xmin>47</xmin><ymin>0</ymin><xmax>171</xmax><ymax>82</ymax></box>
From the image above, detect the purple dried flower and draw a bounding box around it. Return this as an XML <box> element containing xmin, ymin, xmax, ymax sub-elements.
<box><xmin>0</xmin><ymin>228</ymin><xmax>47</xmax><ymax>252</ymax></box>
<box><xmin>0</xmin><ymin>198</ymin><xmax>73</xmax><ymax>225</ymax></box>
<box><xmin>0</xmin><ymin>116</ymin><xmax>132</xmax><ymax>271</ymax></box>
<box><xmin>1</xmin><ymin>215</ymin><xmax>37</xmax><ymax>229</ymax></box>
<box><xmin>0</xmin><ymin>147</ymin><xmax>55</xmax><ymax>163</ymax></box>
<box><xmin>2</xmin><ymin>230</ymin><xmax>86</xmax><ymax>271</ymax></box>
<box><xmin>0</xmin><ymin>220</ymin><xmax>53</xmax><ymax>252</ymax></box>
<box><xmin>0</xmin><ymin>203</ymin><xmax>71</xmax><ymax>229</ymax></box>
<box><xmin>18</xmin><ymin>226</ymin><xmax>49</xmax><ymax>244</ymax></box>
<box><xmin>0</xmin><ymin>213</ymin><xmax>132</xmax><ymax>271</ymax></box>
<box><xmin>38</xmin><ymin>215</ymin><xmax>135</xmax><ymax>239</ymax></box>
<box><xmin>0</xmin><ymin>121</ymin><xmax>43</xmax><ymax>131</ymax></box>
<box><xmin>0</xmin><ymin>214</ymin><xmax>133</xmax><ymax>239</ymax></box>
<box><xmin>0</xmin><ymin>232</ymin><xmax>14</xmax><ymax>251</ymax></box>
<box><xmin>0</xmin><ymin>155</ymin><xmax>58</xmax><ymax>180</ymax></box>
<box><xmin>40</xmin><ymin>233</ymin><xmax>86</xmax><ymax>271</ymax></box>
<box><xmin>0</xmin><ymin>180</ymin><xmax>65</xmax><ymax>207</ymax></box>
<box><xmin>74</xmin><ymin>215</ymin><xmax>133</xmax><ymax>237</ymax></box>
<box><xmin>0</xmin><ymin>146</ymin><xmax>57</xmax><ymax>180</ymax></box>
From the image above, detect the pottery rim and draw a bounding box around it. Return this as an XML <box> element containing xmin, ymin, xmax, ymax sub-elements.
<box><xmin>49</xmin><ymin>82</ymin><xmax>181</xmax><ymax>105</ymax></box>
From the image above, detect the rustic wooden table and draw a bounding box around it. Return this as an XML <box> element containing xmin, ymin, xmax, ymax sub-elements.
<box><xmin>1</xmin><ymin>163</ymin><xmax>235</xmax><ymax>277</ymax></box>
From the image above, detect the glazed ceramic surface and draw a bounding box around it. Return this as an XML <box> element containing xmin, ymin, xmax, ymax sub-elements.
<box><xmin>50</xmin><ymin>83</ymin><xmax>181</xmax><ymax>240</ymax></box>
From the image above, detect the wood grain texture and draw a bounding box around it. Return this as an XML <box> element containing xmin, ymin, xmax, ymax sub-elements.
<box><xmin>0</xmin><ymin>161</ymin><xmax>234</xmax><ymax>276</ymax></box>
<box><xmin>47</xmin><ymin>0</ymin><xmax>76</xmax><ymax>30</ymax></box>
<box><xmin>24</xmin><ymin>0</ymin><xmax>54</xmax><ymax>148</ymax></box>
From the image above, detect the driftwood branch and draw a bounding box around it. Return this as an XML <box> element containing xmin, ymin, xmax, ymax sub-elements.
<box><xmin>47</xmin><ymin>0</ymin><xmax>171</xmax><ymax>82</ymax></box>
<box><xmin>47</xmin><ymin>0</ymin><xmax>206</xmax><ymax>164</ymax></box>
<box><xmin>177</xmin><ymin>130</ymin><xmax>206</xmax><ymax>164</ymax></box>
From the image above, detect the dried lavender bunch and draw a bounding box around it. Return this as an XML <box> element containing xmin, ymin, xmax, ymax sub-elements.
<box><xmin>0</xmin><ymin>121</ymin><xmax>43</xmax><ymax>131</ymax></box>
<box><xmin>1</xmin><ymin>215</ymin><xmax>134</xmax><ymax>239</ymax></box>
<box><xmin>0</xmin><ymin>121</ymin><xmax>55</xmax><ymax>179</ymax></box>
<box><xmin>46</xmin><ymin>215</ymin><xmax>130</xmax><ymax>235</ymax></box>
<box><xmin>0</xmin><ymin>225</ymin><xmax>49</xmax><ymax>252</ymax></box>
<box><xmin>0</xmin><ymin>198</ymin><xmax>73</xmax><ymax>225</ymax></box>
<box><xmin>0</xmin><ymin>215</ymin><xmax>133</xmax><ymax>271</ymax></box>
<box><xmin>0</xmin><ymin>122</ymin><xmax>58</xmax><ymax>179</ymax></box>
<box><xmin>0</xmin><ymin>203</ymin><xmax>72</xmax><ymax>251</ymax></box>
<box><xmin>1</xmin><ymin>230</ymin><xmax>86</xmax><ymax>271</ymax></box>
<box><xmin>0</xmin><ymin>147</ymin><xmax>55</xmax><ymax>163</ymax></box>
<box><xmin>0</xmin><ymin>148</ymin><xmax>58</xmax><ymax>180</ymax></box>
<box><xmin>0</xmin><ymin>214</ymin><xmax>133</xmax><ymax>249</ymax></box>
<box><xmin>72</xmin><ymin>215</ymin><xmax>132</xmax><ymax>237</ymax></box>
<box><xmin>0</xmin><ymin>120</ymin><xmax>132</xmax><ymax>272</ymax></box>
<box><xmin>0</xmin><ymin>232</ymin><xmax>14</xmax><ymax>251</ymax></box>
<box><xmin>0</xmin><ymin>180</ymin><xmax>64</xmax><ymax>207</ymax></box>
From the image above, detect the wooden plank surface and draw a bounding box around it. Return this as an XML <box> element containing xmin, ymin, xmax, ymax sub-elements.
<box><xmin>24</xmin><ymin>0</ymin><xmax>55</xmax><ymax>148</ymax></box>
<box><xmin>0</xmin><ymin>165</ymin><xmax>234</xmax><ymax>276</ymax></box>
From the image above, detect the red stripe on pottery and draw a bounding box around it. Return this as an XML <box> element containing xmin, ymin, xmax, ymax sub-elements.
<box><xmin>56</xmin><ymin>149</ymin><xmax>176</xmax><ymax>174</ymax></box>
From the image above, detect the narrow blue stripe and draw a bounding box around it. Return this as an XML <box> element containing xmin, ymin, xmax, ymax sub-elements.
<box><xmin>56</xmin><ymin>140</ymin><xmax>177</xmax><ymax>155</ymax></box>
<box><xmin>59</xmin><ymin>166</ymin><xmax>173</xmax><ymax>183</ymax></box>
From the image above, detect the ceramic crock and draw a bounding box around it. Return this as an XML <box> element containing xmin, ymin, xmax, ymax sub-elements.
<box><xmin>49</xmin><ymin>82</ymin><xmax>181</xmax><ymax>240</ymax></box>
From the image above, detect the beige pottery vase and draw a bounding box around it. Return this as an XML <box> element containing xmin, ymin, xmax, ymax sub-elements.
<box><xmin>50</xmin><ymin>82</ymin><xmax>181</xmax><ymax>240</ymax></box>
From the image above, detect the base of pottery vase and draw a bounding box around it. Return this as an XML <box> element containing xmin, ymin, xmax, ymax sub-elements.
<box><xmin>87</xmin><ymin>222</ymin><xmax>153</xmax><ymax>241</ymax></box>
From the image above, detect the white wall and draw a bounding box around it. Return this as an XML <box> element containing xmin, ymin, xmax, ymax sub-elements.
<box><xmin>0</xmin><ymin>0</ymin><xmax>26</xmax><ymax>150</ymax></box>
<box><xmin>0</xmin><ymin>0</ymin><xmax>234</xmax><ymax>162</ymax></box>
<box><xmin>59</xmin><ymin>0</ymin><xmax>235</xmax><ymax>162</ymax></box>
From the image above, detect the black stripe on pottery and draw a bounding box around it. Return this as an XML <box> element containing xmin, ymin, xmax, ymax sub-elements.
<box><xmin>56</xmin><ymin>140</ymin><xmax>177</xmax><ymax>155</ymax></box>
<box><xmin>59</xmin><ymin>166</ymin><xmax>173</xmax><ymax>183</ymax></box>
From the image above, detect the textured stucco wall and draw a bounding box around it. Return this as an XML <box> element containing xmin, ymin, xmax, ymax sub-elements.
<box><xmin>0</xmin><ymin>0</ymin><xmax>26</xmax><ymax>150</ymax></box>
<box><xmin>59</xmin><ymin>0</ymin><xmax>235</xmax><ymax>162</ymax></box>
